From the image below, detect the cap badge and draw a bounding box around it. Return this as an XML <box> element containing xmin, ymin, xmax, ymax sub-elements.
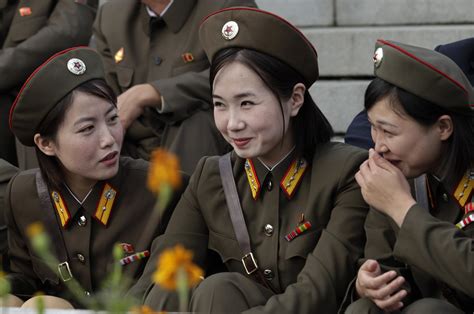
<box><xmin>67</xmin><ymin>58</ymin><xmax>86</xmax><ymax>75</ymax></box>
<box><xmin>222</xmin><ymin>21</ymin><xmax>239</xmax><ymax>41</ymax></box>
<box><xmin>373</xmin><ymin>48</ymin><xmax>384</xmax><ymax>68</ymax></box>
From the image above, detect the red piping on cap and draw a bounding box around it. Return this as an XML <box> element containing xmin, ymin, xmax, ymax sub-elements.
<box><xmin>378</xmin><ymin>39</ymin><xmax>468</xmax><ymax>96</ymax></box>
<box><xmin>200</xmin><ymin>7</ymin><xmax>318</xmax><ymax>57</ymax></box>
<box><xmin>9</xmin><ymin>46</ymin><xmax>89</xmax><ymax>130</ymax></box>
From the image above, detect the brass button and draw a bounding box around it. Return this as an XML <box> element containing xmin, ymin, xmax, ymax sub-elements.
<box><xmin>77</xmin><ymin>253</ymin><xmax>85</xmax><ymax>263</ymax></box>
<box><xmin>442</xmin><ymin>193</ymin><xmax>449</xmax><ymax>202</ymax></box>
<box><xmin>77</xmin><ymin>215</ymin><xmax>87</xmax><ymax>227</ymax></box>
<box><xmin>264</xmin><ymin>224</ymin><xmax>274</xmax><ymax>236</ymax></box>
<box><xmin>263</xmin><ymin>269</ymin><xmax>274</xmax><ymax>280</ymax></box>
<box><xmin>267</xmin><ymin>180</ymin><xmax>273</xmax><ymax>191</ymax></box>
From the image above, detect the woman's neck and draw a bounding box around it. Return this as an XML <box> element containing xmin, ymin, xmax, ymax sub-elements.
<box><xmin>63</xmin><ymin>173</ymin><xmax>96</xmax><ymax>201</ymax></box>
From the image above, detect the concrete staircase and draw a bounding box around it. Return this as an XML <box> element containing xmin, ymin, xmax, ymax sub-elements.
<box><xmin>257</xmin><ymin>0</ymin><xmax>474</xmax><ymax>136</ymax></box>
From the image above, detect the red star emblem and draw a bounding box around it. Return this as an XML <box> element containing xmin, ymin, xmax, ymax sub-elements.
<box><xmin>224</xmin><ymin>25</ymin><xmax>233</xmax><ymax>36</ymax></box>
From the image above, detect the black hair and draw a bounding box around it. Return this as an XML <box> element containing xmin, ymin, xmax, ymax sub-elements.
<box><xmin>209</xmin><ymin>48</ymin><xmax>333</xmax><ymax>162</ymax></box>
<box><xmin>365</xmin><ymin>77</ymin><xmax>474</xmax><ymax>181</ymax></box>
<box><xmin>35</xmin><ymin>79</ymin><xmax>117</xmax><ymax>191</ymax></box>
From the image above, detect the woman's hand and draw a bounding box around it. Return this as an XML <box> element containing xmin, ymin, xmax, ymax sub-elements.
<box><xmin>356</xmin><ymin>259</ymin><xmax>407</xmax><ymax>312</ymax></box>
<box><xmin>355</xmin><ymin>149</ymin><xmax>416</xmax><ymax>227</ymax></box>
<box><xmin>117</xmin><ymin>84</ymin><xmax>162</xmax><ymax>129</ymax></box>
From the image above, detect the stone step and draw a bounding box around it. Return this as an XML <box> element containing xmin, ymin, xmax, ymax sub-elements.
<box><xmin>256</xmin><ymin>0</ymin><xmax>334</xmax><ymax>26</ymax></box>
<box><xmin>257</xmin><ymin>0</ymin><xmax>474</xmax><ymax>27</ymax></box>
<box><xmin>303</xmin><ymin>24</ymin><xmax>474</xmax><ymax>76</ymax></box>
<box><xmin>336</xmin><ymin>0</ymin><xmax>474</xmax><ymax>26</ymax></box>
<box><xmin>309</xmin><ymin>80</ymin><xmax>370</xmax><ymax>133</ymax></box>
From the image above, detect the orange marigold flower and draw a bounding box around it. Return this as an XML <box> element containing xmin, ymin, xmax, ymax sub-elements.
<box><xmin>153</xmin><ymin>245</ymin><xmax>203</xmax><ymax>290</ymax></box>
<box><xmin>26</xmin><ymin>222</ymin><xmax>45</xmax><ymax>238</ymax></box>
<box><xmin>147</xmin><ymin>149</ymin><xmax>181</xmax><ymax>194</ymax></box>
<box><xmin>130</xmin><ymin>305</ymin><xmax>165</xmax><ymax>314</ymax></box>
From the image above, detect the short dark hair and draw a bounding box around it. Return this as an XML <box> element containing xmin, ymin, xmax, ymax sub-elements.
<box><xmin>365</xmin><ymin>77</ymin><xmax>474</xmax><ymax>181</ymax></box>
<box><xmin>210</xmin><ymin>48</ymin><xmax>333</xmax><ymax>162</ymax></box>
<box><xmin>35</xmin><ymin>79</ymin><xmax>117</xmax><ymax>191</ymax></box>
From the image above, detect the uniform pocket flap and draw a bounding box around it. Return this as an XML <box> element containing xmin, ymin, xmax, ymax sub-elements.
<box><xmin>208</xmin><ymin>230</ymin><xmax>242</xmax><ymax>263</ymax></box>
<box><xmin>8</xmin><ymin>16</ymin><xmax>48</xmax><ymax>42</ymax></box>
<box><xmin>116</xmin><ymin>65</ymin><xmax>134</xmax><ymax>88</ymax></box>
<box><xmin>284</xmin><ymin>228</ymin><xmax>321</xmax><ymax>259</ymax></box>
<box><xmin>171</xmin><ymin>59</ymin><xmax>208</xmax><ymax>77</ymax></box>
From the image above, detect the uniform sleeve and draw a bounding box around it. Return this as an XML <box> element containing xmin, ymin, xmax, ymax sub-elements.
<box><xmin>127</xmin><ymin>157</ymin><xmax>211</xmax><ymax>302</ymax></box>
<box><xmin>0</xmin><ymin>0</ymin><xmax>98</xmax><ymax>92</ymax></box>
<box><xmin>393</xmin><ymin>204</ymin><xmax>474</xmax><ymax>297</ymax></box>
<box><xmin>92</xmin><ymin>2</ymin><xmax>121</xmax><ymax>96</ymax></box>
<box><xmin>4</xmin><ymin>174</ymin><xmax>41</xmax><ymax>297</ymax></box>
<box><xmin>245</xmin><ymin>150</ymin><xmax>369</xmax><ymax>313</ymax></box>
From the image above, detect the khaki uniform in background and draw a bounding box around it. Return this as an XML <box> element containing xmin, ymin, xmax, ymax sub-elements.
<box><xmin>0</xmin><ymin>0</ymin><xmax>98</xmax><ymax>169</ymax></box>
<box><xmin>5</xmin><ymin>157</ymin><xmax>184</xmax><ymax>307</ymax></box>
<box><xmin>344</xmin><ymin>174</ymin><xmax>474</xmax><ymax>313</ymax></box>
<box><xmin>93</xmin><ymin>0</ymin><xmax>256</xmax><ymax>175</ymax></box>
<box><xmin>0</xmin><ymin>158</ymin><xmax>18</xmax><ymax>270</ymax></box>
<box><xmin>129</xmin><ymin>142</ymin><xmax>369</xmax><ymax>313</ymax></box>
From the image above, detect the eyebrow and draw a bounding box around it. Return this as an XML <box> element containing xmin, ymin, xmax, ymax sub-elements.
<box><xmin>213</xmin><ymin>92</ymin><xmax>257</xmax><ymax>100</ymax></box>
<box><xmin>367</xmin><ymin>117</ymin><xmax>398</xmax><ymax>129</ymax></box>
<box><xmin>73</xmin><ymin>104</ymin><xmax>116</xmax><ymax>126</ymax></box>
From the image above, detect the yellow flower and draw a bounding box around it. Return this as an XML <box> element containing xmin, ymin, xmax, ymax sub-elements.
<box><xmin>147</xmin><ymin>149</ymin><xmax>181</xmax><ymax>195</ymax></box>
<box><xmin>26</xmin><ymin>222</ymin><xmax>45</xmax><ymax>238</ymax></box>
<box><xmin>153</xmin><ymin>245</ymin><xmax>203</xmax><ymax>290</ymax></box>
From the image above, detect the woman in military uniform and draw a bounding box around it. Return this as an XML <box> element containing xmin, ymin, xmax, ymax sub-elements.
<box><xmin>344</xmin><ymin>40</ymin><xmax>474</xmax><ymax>313</ymax></box>
<box><xmin>128</xmin><ymin>7</ymin><xmax>369</xmax><ymax>313</ymax></box>
<box><xmin>5</xmin><ymin>47</ymin><xmax>183</xmax><ymax>308</ymax></box>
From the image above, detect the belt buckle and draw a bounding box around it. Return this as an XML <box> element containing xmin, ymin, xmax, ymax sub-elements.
<box><xmin>242</xmin><ymin>252</ymin><xmax>258</xmax><ymax>275</ymax></box>
<box><xmin>58</xmin><ymin>262</ymin><xmax>73</xmax><ymax>282</ymax></box>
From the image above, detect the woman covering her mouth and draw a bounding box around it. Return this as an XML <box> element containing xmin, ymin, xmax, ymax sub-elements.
<box><xmin>345</xmin><ymin>40</ymin><xmax>474</xmax><ymax>313</ymax></box>
<box><xmin>128</xmin><ymin>7</ymin><xmax>369</xmax><ymax>313</ymax></box>
<box><xmin>5</xmin><ymin>47</ymin><xmax>184</xmax><ymax>309</ymax></box>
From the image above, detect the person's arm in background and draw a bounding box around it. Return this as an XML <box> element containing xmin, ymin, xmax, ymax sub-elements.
<box><xmin>0</xmin><ymin>0</ymin><xmax>98</xmax><ymax>93</ymax></box>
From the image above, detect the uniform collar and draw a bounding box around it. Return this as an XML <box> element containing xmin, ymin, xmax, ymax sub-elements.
<box><xmin>141</xmin><ymin>0</ymin><xmax>196</xmax><ymax>34</ymax></box>
<box><xmin>244</xmin><ymin>150</ymin><xmax>308</xmax><ymax>200</ymax></box>
<box><xmin>50</xmin><ymin>161</ymin><xmax>124</xmax><ymax>229</ymax></box>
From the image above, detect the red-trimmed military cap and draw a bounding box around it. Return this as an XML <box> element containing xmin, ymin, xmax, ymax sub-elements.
<box><xmin>373</xmin><ymin>39</ymin><xmax>474</xmax><ymax>113</ymax></box>
<box><xmin>10</xmin><ymin>47</ymin><xmax>105</xmax><ymax>146</ymax></box>
<box><xmin>199</xmin><ymin>7</ymin><xmax>319</xmax><ymax>86</ymax></box>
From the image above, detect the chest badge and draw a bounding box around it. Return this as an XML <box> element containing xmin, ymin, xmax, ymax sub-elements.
<box><xmin>285</xmin><ymin>220</ymin><xmax>312</xmax><ymax>242</ymax></box>
<box><xmin>181</xmin><ymin>52</ymin><xmax>194</xmax><ymax>64</ymax></box>
<box><xmin>114</xmin><ymin>47</ymin><xmax>124</xmax><ymax>64</ymax></box>
<box><xmin>19</xmin><ymin>7</ymin><xmax>32</xmax><ymax>17</ymax></box>
<box><xmin>119</xmin><ymin>250</ymin><xmax>150</xmax><ymax>266</ymax></box>
<box><xmin>93</xmin><ymin>183</ymin><xmax>117</xmax><ymax>226</ymax></box>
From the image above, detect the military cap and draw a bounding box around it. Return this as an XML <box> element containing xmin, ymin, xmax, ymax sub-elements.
<box><xmin>373</xmin><ymin>39</ymin><xmax>474</xmax><ymax>113</ymax></box>
<box><xmin>199</xmin><ymin>7</ymin><xmax>319</xmax><ymax>86</ymax></box>
<box><xmin>10</xmin><ymin>47</ymin><xmax>105</xmax><ymax>146</ymax></box>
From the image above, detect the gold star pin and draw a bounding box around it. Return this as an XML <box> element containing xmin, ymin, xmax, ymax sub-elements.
<box><xmin>114</xmin><ymin>47</ymin><xmax>124</xmax><ymax>64</ymax></box>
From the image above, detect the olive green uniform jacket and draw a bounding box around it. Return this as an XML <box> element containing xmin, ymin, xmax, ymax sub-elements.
<box><xmin>5</xmin><ymin>157</ymin><xmax>184</xmax><ymax>306</ymax></box>
<box><xmin>130</xmin><ymin>142</ymin><xmax>369</xmax><ymax>313</ymax></box>
<box><xmin>343</xmin><ymin>174</ymin><xmax>474</xmax><ymax>312</ymax></box>
<box><xmin>0</xmin><ymin>0</ymin><xmax>98</xmax><ymax>169</ymax></box>
<box><xmin>93</xmin><ymin>0</ymin><xmax>256</xmax><ymax>174</ymax></box>
<box><xmin>0</xmin><ymin>159</ymin><xmax>17</xmax><ymax>264</ymax></box>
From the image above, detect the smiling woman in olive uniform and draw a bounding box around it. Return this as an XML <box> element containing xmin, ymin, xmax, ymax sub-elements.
<box><xmin>343</xmin><ymin>40</ymin><xmax>474</xmax><ymax>314</ymax></box>
<box><xmin>128</xmin><ymin>7</ymin><xmax>369</xmax><ymax>313</ymax></box>
<box><xmin>5</xmin><ymin>47</ymin><xmax>184</xmax><ymax>309</ymax></box>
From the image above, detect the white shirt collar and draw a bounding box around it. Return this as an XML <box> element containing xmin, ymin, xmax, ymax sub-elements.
<box><xmin>146</xmin><ymin>0</ymin><xmax>174</xmax><ymax>18</ymax></box>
